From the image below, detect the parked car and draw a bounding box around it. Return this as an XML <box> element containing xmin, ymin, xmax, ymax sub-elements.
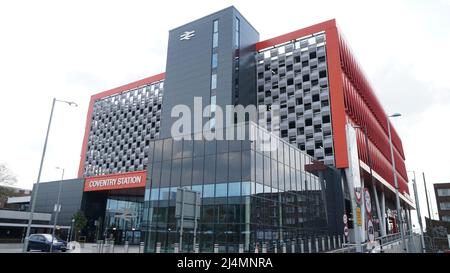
<box><xmin>27</xmin><ymin>234</ymin><xmax>67</xmax><ymax>252</ymax></box>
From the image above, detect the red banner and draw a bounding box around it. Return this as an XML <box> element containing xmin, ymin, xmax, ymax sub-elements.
<box><xmin>84</xmin><ymin>170</ymin><xmax>147</xmax><ymax>192</ymax></box>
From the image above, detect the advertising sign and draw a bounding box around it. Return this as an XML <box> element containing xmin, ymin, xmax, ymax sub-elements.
<box><xmin>84</xmin><ymin>170</ymin><xmax>147</xmax><ymax>192</ymax></box>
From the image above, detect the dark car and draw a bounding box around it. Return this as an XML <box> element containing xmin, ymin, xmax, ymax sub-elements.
<box><xmin>27</xmin><ymin>234</ymin><xmax>67</xmax><ymax>252</ymax></box>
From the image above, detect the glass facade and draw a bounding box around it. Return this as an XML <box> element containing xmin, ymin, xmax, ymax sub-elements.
<box><xmin>104</xmin><ymin>195</ymin><xmax>144</xmax><ymax>244</ymax></box>
<box><xmin>142</xmin><ymin>125</ymin><xmax>332</xmax><ymax>253</ymax></box>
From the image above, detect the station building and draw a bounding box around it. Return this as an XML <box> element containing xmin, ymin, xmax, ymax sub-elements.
<box><xmin>30</xmin><ymin>6</ymin><xmax>414</xmax><ymax>252</ymax></box>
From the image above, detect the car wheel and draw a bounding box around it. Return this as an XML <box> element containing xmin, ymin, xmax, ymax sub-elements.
<box><xmin>27</xmin><ymin>247</ymin><xmax>31</xmax><ymax>252</ymax></box>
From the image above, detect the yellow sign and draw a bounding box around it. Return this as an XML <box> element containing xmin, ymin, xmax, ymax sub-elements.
<box><xmin>356</xmin><ymin>207</ymin><xmax>362</xmax><ymax>226</ymax></box>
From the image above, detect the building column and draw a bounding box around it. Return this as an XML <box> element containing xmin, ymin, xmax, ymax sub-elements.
<box><xmin>371</xmin><ymin>180</ymin><xmax>383</xmax><ymax>237</ymax></box>
<box><xmin>380</xmin><ymin>189</ymin><xmax>387</xmax><ymax>236</ymax></box>
<box><xmin>360</xmin><ymin>177</ymin><xmax>366</xmax><ymax>242</ymax></box>
<box><xmin>344</xmin><ymin>169</ymin><xmax>362</xmax><ymax>252</ymax></box>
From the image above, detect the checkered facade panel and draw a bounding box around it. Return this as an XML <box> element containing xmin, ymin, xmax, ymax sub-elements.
<box><xmin>83</xmin><ymin>81</ymin><xmax>164</xmax><ymax>177</ymax></box>
<box><xmin>256</xmin><ymin>32</ymin><xmax>335</xmax><ymax>166</ymax></box>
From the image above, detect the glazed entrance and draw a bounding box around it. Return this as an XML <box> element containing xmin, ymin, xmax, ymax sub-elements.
<box><xmin>103</xmin><ymin>195</ymin><xmax>144</xmax><ymax>244</ymax></box>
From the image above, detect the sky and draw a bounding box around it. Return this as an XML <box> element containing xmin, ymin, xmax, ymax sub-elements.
<box><xmin>0</xmin><ymin>0</ymin><xmax>449</xmax><ymax>227</ymax></box>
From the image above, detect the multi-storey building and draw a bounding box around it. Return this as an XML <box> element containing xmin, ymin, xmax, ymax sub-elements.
<box><xmin>30</xmin><ymin>6</ymin><xmax>414</xmax><ymax>252</ymax></box>
<box><xmin>434</xmin><ymin>183</ymin><xmax>450</xmax><ymax>223</ymax></box>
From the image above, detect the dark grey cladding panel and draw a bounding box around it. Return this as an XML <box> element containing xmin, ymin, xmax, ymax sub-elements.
<box><xmin>32</xmin><ymin>178</ymin><xmax>84</xmax><ymax>226</ymax></box>
<box><xmin>160</xmin><ymin>7</ymin><xmax>259</xmax><ymax>138</ymax></box>
<box><xmin>233</xmin><ymin>9</ymin><xmax>259</xmax><ymax>108</ymax></box>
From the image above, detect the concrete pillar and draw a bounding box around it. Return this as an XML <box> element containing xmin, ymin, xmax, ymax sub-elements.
<box><xmin>380</xmin><ymin>190</ymin><xmax>387</xmax><ymax>236</ymax></box>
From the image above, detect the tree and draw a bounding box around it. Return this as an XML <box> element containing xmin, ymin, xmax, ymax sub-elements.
<box><xmin>72</xmin><ymin>210</ymin><xmax>87</xmax><ymax>241</ymax></box>
<box><xmin>0</xmin><ymin>163</ymin><xmax>17</xmax><ymax>186</ymax></box>
<box><xmin>0</xmin><ymin>163</ymin><xmax>18</xmax><ymax>207</ymax></box>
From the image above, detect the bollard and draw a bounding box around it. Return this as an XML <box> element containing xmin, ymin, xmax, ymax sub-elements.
<box><xmin>214</xmin><ymin>243</ymin><xmax>219</xmax><ymax>253</ymax></box>
<box><xmin>139</xmin><ymin>242</ymin><xmax>144</xmax><ymax>253</ymax></box>
<box><xmin>333</xmin><ymin>236</ymin><xmax>336</xmax><ymax>249</ymax></box>
<box><xmin>282</xmin><ymin>242</ymin><xmax>287</xmax><ymax>253</ymax></box>
<box><xmin>291</xmin><ymin>241</ymin><xmax>295</xmax><ymax>253</ymax></box>
<box><xmin>262</xmin><ymin>243</ymin><xmax>267</xmax><ymax>253</ymax></box>
<box><xmin>97</xmin><ymin>240</ymin><xmax>103</xmax><ymax>253</ymax></box>
<box><xmin>273</xmin><ymin>243</ymin><xmax>277</xmax><ymax>253</ymax></box>
<box><xmin>343</xmin><ymin>235</ymin><xmax>346</xmax><ymax>245</ymax></box>
<box><xmin>238</xmin><ymin>244</ymin><xmax>244</xmax><ymax>253</ymax></box>
<box><xmin>254</xmin><ymin>243</ymin><xmax>259</xmax><ymax>253</ymax></box>
<box><xmin>308</xmin><ymin>239</ymin><xmax>312</xmax><ymax>253</ymax></box>
<box><xmin>327</xmin><ymin>236</ymin><xmax>331</xmax><ymax>251</ymax></box>
<box><xmin>124</xmin><ymin>241</ymin><xmax>129</xmax><ymax>253</ymax></box>
<box><xmin>301</xmin><ymin>240</ymin><xmax>304</xmax><ymax>253</ymax></box>
<box><xmin>315</xmin><ymin>238</ymin><xmax>319</xmax><ymax>253</ymax></box>
<box><xmin>321</xmin><ymin>237</ymin><xmax>325</xmax><ymax>252</ymax></box>
<box><xmin>111</xmin><ymin>240</ymin><xmax>115</xmax><ymax>253</ymax></box>
<box><xmin>104</xmin><ymin>242</ymin><xmax>109</xmax><ymax>253</ymax></box>
<box><xmin>156</xmin><ymin>242</ymin><xmax>161</xmax><ymax>253</ymax></box>
<box><xmin>194</xmin><ymin>243</ymin><xmax>199</xmax><ymax>253</ymax></box>
<box><xmin>338</xmin><ymin>236</ymin><xmax>341</xmax><ymax>248</ymax></box>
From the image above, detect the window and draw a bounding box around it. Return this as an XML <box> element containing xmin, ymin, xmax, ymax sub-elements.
<box><xmin>212</xmin><ymin>53</ymin><xmax>218</xmax><ymax>69</ymax></box>
<box><xmin>442</xmin><ymin>215</ymin><xmax>450</xmax><ymax>222</ymax></box>
<box><xmin>211</xmin><ymin>73</ymin><xmax>217</xmax><ymax>89</ymax></box>
<box><xmin>437</xmin><ymin>188</ymin><xmax>450</xmax><ymax>196</ymax></box>
<box><xmin>234</xmin><ymin>17</ymin><xmax>240</xmax><ymax>48</ymax></box>
<box><xmin>213</xmin><ymin>20</ymin><xmax>219</xmax><ymax>48</ymax></box>
<box><xmin>210</xmin><ymin>96</ymin><xmax>216</xmax><ymax>113</ymax></box>
<box><xmin>440</xmin><ymin>202</ymin><xmax>450</xmax><ymax>210</ymax></box>
<box><xmin>213</xmin><ymin>20</ymin><xmax>218</xmax><ymax>32</ymax></box>
<box><xmin>322</xmin><ymin>115</ymin><xmax>330</xmax><ymax>123</ymax></box>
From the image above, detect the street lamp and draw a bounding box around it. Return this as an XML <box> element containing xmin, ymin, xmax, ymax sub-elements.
<box><xmin>50</xmin><ymin>167</ymin><xmax>65</xmax><ymax>252</ymax></box>
<box><xmin>23</xmin><ymin>98</ymin><xmax>77</xmax><ymax>252</ymax></box>
<box><xmin>408</xmin><ymin>170</ymin><xmax>426</xmax><ymax>253</ymax></box>
<box><xmin>387</xmin><ymin>113</ymin><xmax>407</xmax><ymax>252</ymax></box>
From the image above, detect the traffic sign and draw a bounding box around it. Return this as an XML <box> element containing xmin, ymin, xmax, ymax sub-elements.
<box><xmin>364</xmin><ymin>188</ymin><xmax>372</xmax><ymax>215</ymax></box>
<box><xmin>344</xmin><ymin>225</ymin><xmax>349</xmax><ymax>237</ymax></box>
<box><xmin>367</xmin><ymin>219</ymin><xmax>375</xmax><ymax>243</ymax></box>
<box><xmin>355</xmin><ymin>188</ymin><xmax>361</xmax><ymax>204</ymax></box>
<box><xmin>343</xmin><ymin>214</ymin><xmax>348</xmax><ymax>224</ymax></box>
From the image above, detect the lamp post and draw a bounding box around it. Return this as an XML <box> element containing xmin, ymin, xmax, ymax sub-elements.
<box><xmin>23</xmin><ymin>98</ymin><xmax>77</xmax><ymax>252</ymax></box>
<box><xmin>408</xmin><ymin>171</ymin><xmax>426</xmax><ymax>253</ymax></box>
<box><xmin>50</xmin><ymin>167</ymin><xmax>65</xmax><ymax>252</ymax></box>
<box><xmin>387</xmin><ymin>113</ymin><xmax>407</xmax><ymax>252</ymax></box>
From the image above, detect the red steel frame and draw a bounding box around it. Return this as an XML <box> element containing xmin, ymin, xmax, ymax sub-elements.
<box><xmin>256</xmin><ymin>20</ymin><xmax>409</xmax><ymax>194</ymax></box>
<box><xmin>77</xmin><ymin>73</ymin><xmax>165</xmax><ymax>178</ymax></box>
